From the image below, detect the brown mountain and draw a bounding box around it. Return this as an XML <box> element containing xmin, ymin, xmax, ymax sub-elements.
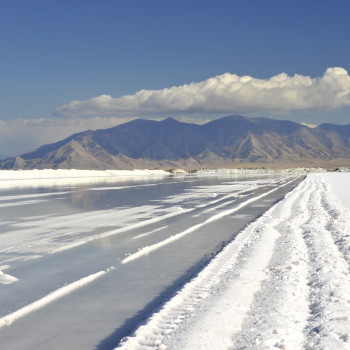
<box><xmin>1</xmin><ymin>115</ymin><xmax>350</xmax><ymax>170</ymax></box>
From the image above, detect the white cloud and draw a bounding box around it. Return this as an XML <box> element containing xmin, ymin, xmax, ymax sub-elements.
<box><xmin>2</xmin><ymin>67</ymin><xmax>350</xmax><ymax>160</ymax></box>
<box><xmin>54</xmin><ymin>67</ymin><xmax>350</xmax><ymax>117</ymax></box>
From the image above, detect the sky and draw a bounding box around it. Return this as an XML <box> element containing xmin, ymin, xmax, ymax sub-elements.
<box><xmin>1</xmin><ymin>0</ymin><xmax>350</xmax><ymax>159</ymax></box>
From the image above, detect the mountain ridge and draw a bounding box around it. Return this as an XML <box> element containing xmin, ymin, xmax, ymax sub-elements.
<box><xmin>1</xmin><ymin>115</ymin><xmax>350</xmax><ymax>170</ymax></box>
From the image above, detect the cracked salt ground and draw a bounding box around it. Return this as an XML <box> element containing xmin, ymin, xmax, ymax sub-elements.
<box><xmin>116</xmin><ymin>174</ymin><xmax>350</xmax><ymax>350</ymax></box>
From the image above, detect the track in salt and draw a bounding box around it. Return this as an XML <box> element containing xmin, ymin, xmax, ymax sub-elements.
<box><xmin>115</xmin><ymin>178</ymin><xmax>306</xmax><ymax>349</ymax></box>
<box><xmin>231</xmin><ymin>176</ymin><xmax>311</xmax><ymax>350</ymax></box>
<box><xmin>232</xmin><ymin>181</ymin><xmax>311</xmax><ymax>350</ymax></box>
<box><xmin>301</xmin><ymin>176</ymin><xmax>350</xmax><ymax>350</ymax></box>
<box><xmin>116</xmin><ymin>175</ymin><xmax>350</xmax><ymax>350</ymax></box>
<box><xmin>318</xmin><ymin>179</ymin><xmax>350</xmax><ymax>268</ymax></box>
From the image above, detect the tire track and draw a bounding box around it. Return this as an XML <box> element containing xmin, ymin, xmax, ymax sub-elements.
<box><xmin>301</xmin><ymin>175</ymin><xmax>350</xmax><ymax>350</ymax></box>
<box><xmin>319</xmin><ymin>179</ymin><xmax>350</xmax><ymax>267</ymax></box>
<box><xmin>115</xmin><ymin>174</ymin><xmax>350</xmax><ymax>350</ymax></box>
<box><xmin>231</xmin><ymin>176</ymin><xmax>312</xmax><ymax>350</ymax></box>
<box><xmin>115</xmin><ymin>178</ymin><xmax>306</xmax><ymax>349</ymax></box>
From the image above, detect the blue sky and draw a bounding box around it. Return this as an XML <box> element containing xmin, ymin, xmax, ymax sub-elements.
<box><xmin>1</xmin><ymin>0</ymin><xmax>350</xmax><ymax>158</ymax></box>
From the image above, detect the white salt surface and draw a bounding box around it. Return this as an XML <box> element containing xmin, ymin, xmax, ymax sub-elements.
<box><xmin>1</xmin><ymin>172</ymin><xmax>297</xmax><ymax>350</ymax></box>
<box><xmin>0</xmin><ymin>168</ymin><xmax>318</xmax><ymax>189</ymax></box>
<box><xmin>0</xmin><ymin>169</ymin><xmax>169</xmax><ymax>180</ymax></box>
<box><xmin>0</xmin><ymin>169</ymin><xmax>170</xmax><ymax>189</ymax></box>
<box><xmin>3</xmin><ymin>170</ymin><xmax>349</xmax><ymax>349</ymax></box>
<box><xmin>116</xmin><ymin>173</ymin><xmax>350</xmax><ymax>350</ymax></box>
<box><xmin>0</xmin><ymin>271</ymin><xmax>18</xmax><ymax>285</ymax></box>
<box><xmin>320</xmin><ymin>172</ymin><xmax>350</xmax><ymax>208</ymax></box>
<box><xmin>194</xmin><ymin>167</ymin><xmax>328</xmax><ymax>175</ymax></box>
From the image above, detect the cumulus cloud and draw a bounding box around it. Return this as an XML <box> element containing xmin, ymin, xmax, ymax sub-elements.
<box><xmin>54</xmin><ymin>67</ymin><xmax>350</xmax><ymax>118</ymax></box>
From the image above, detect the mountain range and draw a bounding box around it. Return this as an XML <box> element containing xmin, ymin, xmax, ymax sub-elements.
<box><xmin>1</xmin><ymin>115</ymin><xmax>350</xmax><ymax>170</ymax></box>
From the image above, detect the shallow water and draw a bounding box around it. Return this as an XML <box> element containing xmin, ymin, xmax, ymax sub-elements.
<box><xmin>0</xmin><ymin>175</ymin><xmax>303</xmax><ymax>350</ymax></box>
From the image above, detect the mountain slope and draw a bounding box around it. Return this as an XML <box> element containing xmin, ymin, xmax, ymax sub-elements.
<box><xmin>1</xmin><ymin>115</ymin><xmax>350</xmax><ymax>169</ymax></box>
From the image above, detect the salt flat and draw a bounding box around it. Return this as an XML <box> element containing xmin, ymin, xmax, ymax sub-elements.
<box><xmin>118</xmin><ymin>173</ymin><xmax>350</xmax><ymax>350</ymax></box>
<box><xmin>0</xmin><ymin>172</ymin><xmax>299</xmax><ymax>350</ymax></box>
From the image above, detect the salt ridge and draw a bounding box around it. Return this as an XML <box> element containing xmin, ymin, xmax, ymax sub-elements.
<box><xmin>116</xmin><ymin>174</ymin><xmax>350</xmax><ymax>349</ymax></box>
